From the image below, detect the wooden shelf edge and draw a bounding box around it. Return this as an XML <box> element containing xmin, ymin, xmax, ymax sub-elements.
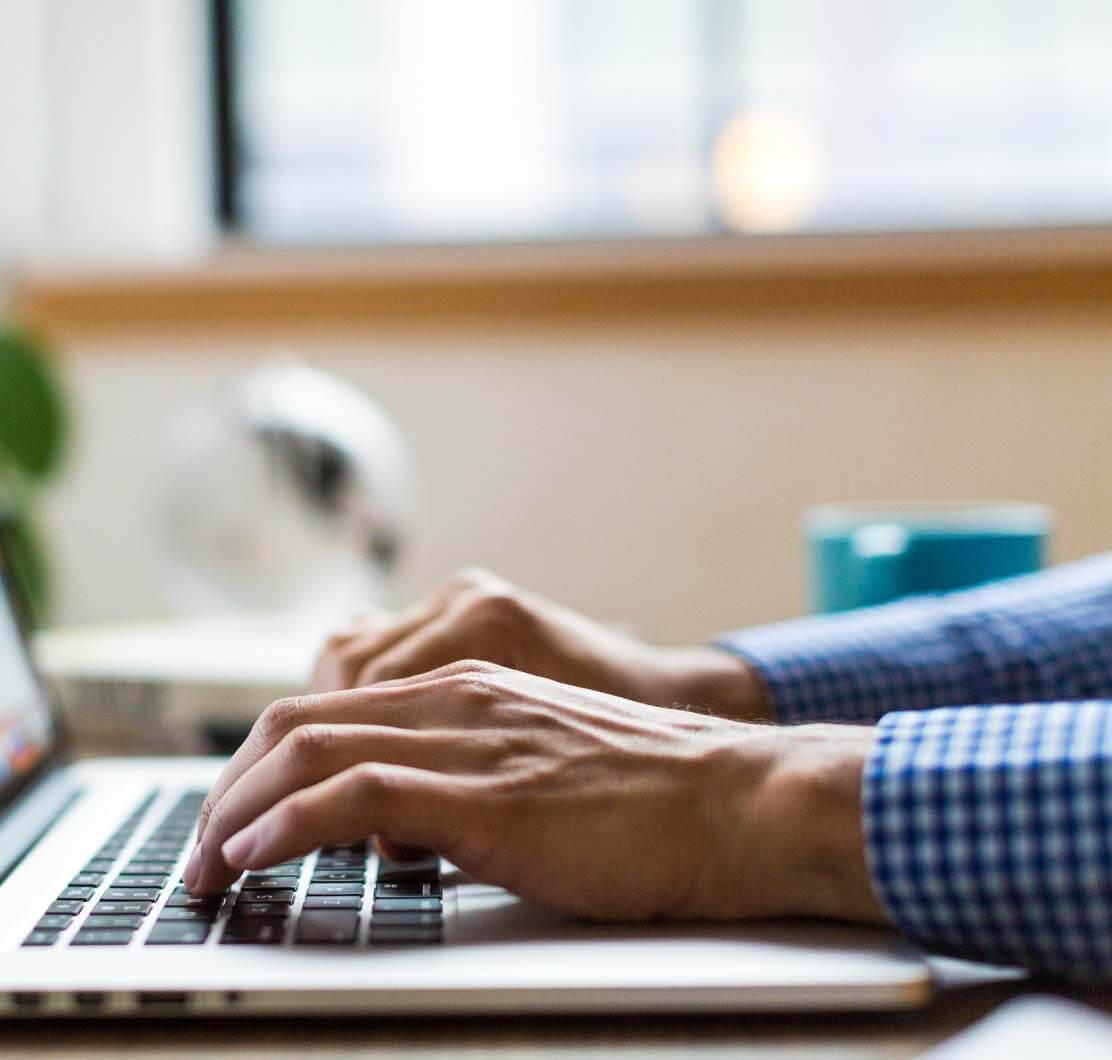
<box><xmin>14</xmin><ymin>228</ymin><xmax>1112</xmax><ymax>343</ymax></box>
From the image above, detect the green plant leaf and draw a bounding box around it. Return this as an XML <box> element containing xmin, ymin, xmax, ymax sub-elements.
<box><xmin>0</xmin><ymin>510</ymin><xmax>49</xmax><ymax>627</ymax></box>
<box><xmin>0</xmin><ymin>328</ymin><xmax>67</xmax><ymax>483</ymax></box>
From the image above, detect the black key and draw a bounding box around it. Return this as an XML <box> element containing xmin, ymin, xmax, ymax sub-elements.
<box><xmin>83</xmin><ymin>859</ymin><xmax>116</xmax><ymax>873</ymax></box>
<box><xmin>90</xmin><ymin>900</ymin><xmax>153</xmax><ymax>916</ymax></box>
<box><xmin>102</xmin><ymin>887</ymin><xmax>161</xmax><ymax>902</ymax></box>
<box><xmin>36</xmin><ymin>914</ymin><xmax>76</xmax><ymax>931</ymax></box>
<box><xmin>262</xmin><ymin>861</ymin><xmax>304</xmax><ymax>873</ymax></box>
<box><xmin>376</xmin><ymin>855</ymin><xmax>439</xmax><ymax>882</ymax></box>
<box><xmin>301</xmin><ymin>895</ymin><xmax>362</xmax><ymax>911</ymax></box>
<box><xmin>73</xmin><ymin>928</ymin><xmax>135</xmax><ymax>946</ymax></box>
<box><xmin>146</xmin><ymin>922</ymin><xmax>210</xmax><ymax>945</ymax></box>
<box><xmin>69</xmin><ymin>873</ymin><xmax>105</xmax><ymax>887</ymax></box>
<box><xmin>241</xmin><ymin>875</ymin><xmax>299</xmax><ymax>891</ymax></box>
<box><xmin>23</xmin><ymin>930</ymin><xmax>61</xmax><ymax>947</ymax></box>
<box><xmin>307</xmin><ymin>883</ymin><xmax>364</xmax><ymax>897</ymax></box>
<box><xmin>48</xmin><ymin>900</ymin><xmax>84</xmax><ymax>915</ymax></box>
<box><xmin>82</xmin><ymin>915</ymin><xmax>145</xmax><ymax>930</ymax></box>
<box><xmin>132</xmin><ymin>852</ymin><xmax>180</xmax><ymax>865</ymax></box>
<box><xmin>369</xmin><ymin>924</ymin><xmax>442</xmax><ymax>945</ymax></box>
<box><xmin>59</xmin><ymin>886</ymin><xmax>95</xmax><ymax>901</ymax></box>
<box><xmin>158</xmin><ymin>906</ymin><xmax>219</xmax><ymax>923</ymax></box>
<box><xmin>234</xmin><ymin>889</ymin><xmax>293</xmax><ymax>905</ymax></box>
<box><xmin>165</xmin><ymin>890</ymin><xmax>222</xmax><ymax>911</ymax></box>
<box><xmin>375</xmin><ymin>881</ymin><xmax>440</xmax><ymax>899</ymax></box>
<box><xmin>228</xmin><ymin>902</ymin><xmax>289</xmax><ymax>919</ymax></box>
<box><xmin>371</xmin><ymin>911</ymin><xmax>441</xmax><ymax>927</ymax></box>
<box><xmin>220</xmin><ymin>919</ymin><xmax>284</xmax><ymax>945</ymax></box>
<box><xmin>294</xmin><ymin>910</ymin><xmax>359</xmax><ymax>945</ymax></box>
<box><xmin>310</xmin><ymin>870</ymin><xmax>364</xmax><ymax>883</ymax></box>
<box><xmin>122</xmin><ymin>862</ymin><xmax>177</xmax><ymax>875</ymax></box>
<box><xmin>109</xmin><ymin>875</ymin><xmax>167</xmax><ymax>889</ymax></box>
<box><xmin>372</xmin><ymin>897</ymin><xmax>442</xmax><ymax>913</ymax></box>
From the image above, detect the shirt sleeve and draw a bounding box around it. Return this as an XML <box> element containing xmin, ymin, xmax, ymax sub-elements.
<box><xmin>713</xmin><ymin>552</ymin><xmax>1112</xmax><ymax>724</ymax></box>
<box><xmin>864</xmin><ymin>701</ymin><xmax>1112</xmax><ymax>979</ymax></box>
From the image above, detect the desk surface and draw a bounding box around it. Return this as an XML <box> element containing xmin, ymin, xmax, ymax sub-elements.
<box><xmin>4</xmin><ymin>981</ymin><xmax>1109</xmax><ymax>1058</ymax></box>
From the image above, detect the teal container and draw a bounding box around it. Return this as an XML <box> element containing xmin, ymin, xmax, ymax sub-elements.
<box><xmin>806</xmin><ymin>502</ymin><xmax>1051</xmax><ymax>613</ymax></box>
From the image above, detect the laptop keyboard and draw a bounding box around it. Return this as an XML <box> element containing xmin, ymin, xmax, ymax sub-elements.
<box><xmin>21</xmin><ymin>790</ymin><xmax>443</xmax><ymax>948</ymax></box>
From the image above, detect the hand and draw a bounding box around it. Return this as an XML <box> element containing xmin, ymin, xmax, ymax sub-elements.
<box><xmin>186</xmin><ymin>661</ymin><xmax>886</xmax><ymax>926</ymax></box>
<box><xmin>312</xmin><ymin>568</ymin><xmax>766</xmax><ymax>721</ymax></box>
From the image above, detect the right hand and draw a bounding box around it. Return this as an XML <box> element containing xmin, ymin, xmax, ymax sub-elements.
<box><xmin>312</xmin><ymin>568</ymin><xmax>767</xmax><ymax>721</ymax></box>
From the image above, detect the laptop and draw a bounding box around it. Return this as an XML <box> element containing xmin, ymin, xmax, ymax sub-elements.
<box><xmin>0</xmin><ymin>550</ymin><xmax>932</xmax><ymax>1018</ymax></box>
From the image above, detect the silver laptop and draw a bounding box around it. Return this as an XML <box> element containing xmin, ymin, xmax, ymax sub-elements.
<box><xmin>0</xmin><ymin>552</ymin><xmax>932</xmax><ymax>1018</ymax></box>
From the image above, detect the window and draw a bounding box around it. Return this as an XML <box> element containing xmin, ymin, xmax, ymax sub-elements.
<box><xmin>217</xmin><ymin>0</ymin><xmax>1112</xmax><ymax>247</ymax></box>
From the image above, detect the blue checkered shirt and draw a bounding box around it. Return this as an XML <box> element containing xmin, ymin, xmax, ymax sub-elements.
<box><xmin>716</xmin><ymin>553</ymin><xmax>1112</xmax><ymax>979</ymax></box>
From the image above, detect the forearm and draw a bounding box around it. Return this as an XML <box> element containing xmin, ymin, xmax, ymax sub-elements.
<box><xmin>714</xmin><ymin>551</ymin><xmax>1112</xmax><ymax>723</ymax></box>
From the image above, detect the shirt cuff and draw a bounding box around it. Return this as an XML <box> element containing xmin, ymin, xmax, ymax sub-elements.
<box><xmin>861</xmin><ymin>703</ymin><xmax>1112</xmax><ymax>978</ymax></box>
<box><xmin>713</xmin><ymin>597</ymin><xmax>974</xmax><ymax>724</ymax></box>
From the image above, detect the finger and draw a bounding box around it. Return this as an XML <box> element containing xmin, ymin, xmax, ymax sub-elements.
<box><xmin>190</xmin><ymin>723</ymin><xmax>474</xmax><ymax>894</ymax></box>
<box><xmin>196</xmin><ymin>661</ymin><xmax>502</xmax><ymax>844</ymax></box>
<box><xmin>220</xmin><ymin>763</ymin><xmax>470</xmax><ymax>874</ymax></box>
<box><xmin>312</xmin><ymin>603</ymin><xmax>442</xmax><ymax>692</ymax></box>
<box><xmin>311</xmin><ymin>570</ymin><xmax>501</xmax><ymax>692</ymax></box>
<box><xmin>355</xmin><ymin>596</ymin><xmax>491</xmax><ymax>685</ymax></box>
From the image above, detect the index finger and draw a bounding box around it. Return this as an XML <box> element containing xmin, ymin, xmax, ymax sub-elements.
<box><xmin>195</xmin><ymin>660</ymin><xmax>501</xmax><ymax>844</ymax></box>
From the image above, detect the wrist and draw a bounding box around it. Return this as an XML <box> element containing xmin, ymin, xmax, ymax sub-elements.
<box><xmin>658</xmin><ymin>646</ymin><xmax>771</xmax><ymax>721</ymax></box>
<box><xmin>763</xmin><ymin>725</ymin><xmax>890</xmax><ymax>925</ymax></box>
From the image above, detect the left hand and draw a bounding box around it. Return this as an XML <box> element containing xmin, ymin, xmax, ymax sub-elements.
<box><xmin>186</xmin><ymin>661</ymin><xmax>885</xmax><ymax>925</ymax></box>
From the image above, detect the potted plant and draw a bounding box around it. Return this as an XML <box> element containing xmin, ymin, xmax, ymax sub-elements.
<box><xmin>0</xmin><ymin>326</ymin><xmax>67</xmax><ymax>624</ymax></box>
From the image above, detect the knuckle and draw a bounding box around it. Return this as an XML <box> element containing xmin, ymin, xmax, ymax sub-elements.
<box><xmin>283</xmin><ymin>723</ymin><xmax>333</xmax><ymax>761</ymax></box>
<box><xmin>259</xmin><ymin>696</ymin><xmax>316</xmax><ymax>739</ymax></box>
<box><xmin>447</xmin><ymin>566</ymin><xmax>496</xmax><ymax>592</ymax></box>
<box><xmin>348</xmin><ymin>761</ymin><xmax>389</xmax><ymax>797</ymax></box>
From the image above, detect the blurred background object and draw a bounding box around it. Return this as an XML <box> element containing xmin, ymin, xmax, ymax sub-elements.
<box><xmin>160</xmin><ymin>358</ymin><xmax>413</xmax><ymax>618</ymax></box>
<box><xmin>225</xmin><ymin>0</ymin><xmax>1112</xmax><ymax>244</ymax></box>
<box><xmin>2</xmin><ymin>1</ymin><xmax>1112</xmax><ymax>749</ymax></box>
<box><xmin>0</xmin><ymin>326</ymin><xmax>67</xmax><ymax>624</ymax></box>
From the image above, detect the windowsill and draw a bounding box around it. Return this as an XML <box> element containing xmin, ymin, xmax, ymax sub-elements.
<box><xmin>14</xmin><ymin>226</ymin><xmax>1112</xmax><ymax>342</ymax></box>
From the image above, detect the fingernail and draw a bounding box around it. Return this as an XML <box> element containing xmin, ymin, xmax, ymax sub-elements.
<box><xmin>183</xmin><ymin>844</ymin><xmax>203</xmax><ymax>889</ymax></box>
<box><xmin>222</xmin><ymin>827</ymin><xmax>259</xmax><ymax>868</ymax></box>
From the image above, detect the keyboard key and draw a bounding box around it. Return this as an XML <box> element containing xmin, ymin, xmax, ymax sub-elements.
<box><xmin>220</xmin><ymin>919</ymin><xmax>284</xmax><ymax>945</ymax></box>
<box><xmin>234</xmin><ymin>889</ymin><xmax>294</xmax><ymax>905</ymax></box>
<box><xmin>157</xmin><ymin>906</ymin><xmax>219</xmax><ymax>923</ymax></box>
<box><xmin>36</xmin><ymin>914</ymin><xmax>76</xmax><ymax>931</ymax></box>
<box><xmin>48</xmin><ymin>900</ymin><xmax>85</xmax><ymax>915</ymax></box>
<box><xmin>294</xmin><ymin>910</ymin><xmax>359</xmax><ymax>945</ymax></box>
<box><xmin>90</xmin><ymin>900</ymin><xmax>154</xmax><ymax>916</ymax></box>
<box><xmin>147</xmin><ymin>922</ymin><xmax>210</xmax><ymax>945</ymax></box>
<box><xmin>59</xmin><ymin>887</ymin><xmax>95</xmax><ymax>902</ymax></box>
<box><xmin>261</xmin><ymin>861</ymin><xmax>304</xmax><ymax>874</ymax></box>
<box><xmin>229</xmin><ymin>902</ymin><xmax>289</xmax><ymax>919</ymax></box>
<box><xmin>369</xmin><ymin>924</ymin><xmax>442</xmax><ymax>945</ymax></box>
<box><xmin>376</xmin><ymin>855</ymin><xmax>440</xmax><ymax>882</ymax></box>
<box><xmin>307</xmin><ymin>883</ymin><xmax>364</xmax><ymax>897</ymax></box>
<box><xmin>301</xmin><ymin>895</ymin><xmax>362</xmax><ymax>911</ymax></box>
<box><xmin>371</xmin><ymin>911</ymin><xmax>441</xmax><ymax>927</ymax></box>
<box><xmin>73</xmin><ymin>928</ymin><xmax>135</xmax><ymax>946</ymax></box>
<box><xmin>23</xmin><ymin>930</ymin><xmax>61</xmax><ymax>947</ymax></box>
<box><xmin>122</xmin><ymin>862</ymin><xmax>177</xmax><ymax>875</ymax></box>
<box><xmin>166</xmin><ymin>888</ymin><xmax>222</xmax><ymax>909</ymax></box>
<box><xmin>309</xmin><ymin>870</ymin><xmax>365</xmax><ymax>883</ymax></box>
<box><xmin>102</xmin><ymin>887</ymin><xmax>161</xmax><ymax>902</ymax></box>
<box><xmin>375</xmin><ymin>881</ymin><xmax>441</xmax><ymax>899</ymax></box>
<box><xmin>241</xmin><ymin>875</ymin><xmax>299</xmax><ymax>891</ymax></box>
<box><xmin>109</xmin><ymin>875</ymin><xmax>168</xmax><ymax>889</ymax></box>
<box><xmin>83</xmin><ymin>915</ymin><xmax>145</xmax><ymax>930</ymax></box>
<box><xmin>372</xmin><ymin>898</ymin><xmax>442</xmax><ymax>913</ymax></box>
<box><xmin>83</xmin><ymin>860</ymin><xmax>116</xmax><ymax>873</ymax></box>
<box><xmin>69</xmin><ymin>873</ymin><xmax>105</xmax><ymax>888</ymax></box>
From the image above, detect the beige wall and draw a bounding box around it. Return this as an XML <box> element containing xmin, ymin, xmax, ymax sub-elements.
<box><xmin>41</xmin><ymin>300</ymin><xmax>1112</xmax><ymax>645</ymax></box>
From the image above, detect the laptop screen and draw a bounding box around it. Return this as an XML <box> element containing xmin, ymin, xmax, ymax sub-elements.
<box><xmin>0</xmin><ymin>555</ymin><xmax>56</xmax><ymax>796</ymax></box>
